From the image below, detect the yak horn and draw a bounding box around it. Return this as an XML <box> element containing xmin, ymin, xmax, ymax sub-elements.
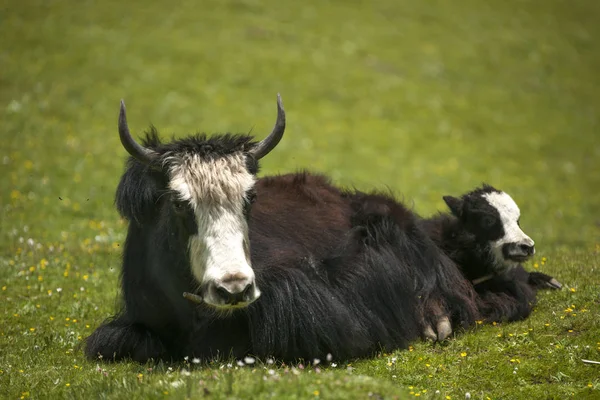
<box><xmin>249</xmin><ymin>93</ymin><xmax>286</xmax><ymax>160</ymax></box>
<box><xmin>119</xmin><ymin>100</ymin><xmax>159</xmax><ymax>165</ymax></box>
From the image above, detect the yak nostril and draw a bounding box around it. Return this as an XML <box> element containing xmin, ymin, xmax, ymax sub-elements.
<box><xmin>241</xmin><ymin>283</ymin><xmax>253</xmax><ymax>299</ymax></box>
<box><xmin>215</xmin><ymin>286</ymin><xmax>232</xmax><ymax>303</ymax></box>
<box><xmin>519</xmin><ymin>243</ymin><xmax>534</xmax><ymax>255</ymax></box>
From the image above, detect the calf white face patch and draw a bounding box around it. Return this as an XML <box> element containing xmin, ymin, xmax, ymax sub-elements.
<box><xmin>167</xmin><ymin>152</ymin><xmax>261</xmax><ymax>308</ymax></box>
<box><xmin>482</xmin><ymin>191</ymin><xmax>535</xmax><ymax>270</ymax></box>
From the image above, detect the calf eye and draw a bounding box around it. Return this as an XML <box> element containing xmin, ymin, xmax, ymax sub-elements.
<box><xmin>480</xmin><ymin>215</ymin><xmax>496</xmax><ymax>229</ymax></box>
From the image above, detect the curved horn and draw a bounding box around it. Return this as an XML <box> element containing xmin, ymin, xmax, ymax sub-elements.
<box><xmin>119</xmin><ymin>100</ymin><xmax>159</xmax><ymax>165</ymax></box>
<box><xmin>249</xmin><ymin>93</ymin><xmax>286</xmax><ymax>160</ymax></box>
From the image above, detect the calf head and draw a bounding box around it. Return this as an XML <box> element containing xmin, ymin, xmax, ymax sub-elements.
<box><xmin>115</xmin><ymin>95</ymin><xmax>285</xmax><ymax>310</ymax></box>
<box><xmin>443</xmin><ymin>184</ymin><xmax>535</xmax><ymax>273</ymax></box>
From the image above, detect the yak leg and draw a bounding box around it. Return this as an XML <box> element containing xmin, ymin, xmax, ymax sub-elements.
<box><xmin>528</xmin><ymin>271</ymin><xmax>562</xmax><ymax>290</ymax></box>
<box><xmin>85</xmin><ymin>315</ymin><xmax>168</xmax><ymax>363</ymax></box>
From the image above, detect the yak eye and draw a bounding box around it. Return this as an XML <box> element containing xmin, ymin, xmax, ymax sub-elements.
<box><xmin>172</xmin><ymin>199</ymin><xmax>189</xmax><ymax>214</ymax></box>
<box><xmin>243</xmin><ymin>190</ymin><xmax>257</xmax><ymax>219</ymax></box>
<box><xmin>480</xmin><ymin>215</ymin><xmax>496</xmax><ymax>229</ymax></box>
<box><xmin>517</xmin><ymin>218</ymin><xmax>521</xmax><ymax>227</ymax></box>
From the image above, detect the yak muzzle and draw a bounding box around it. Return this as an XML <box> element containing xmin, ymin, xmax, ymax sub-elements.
<box><xmin>203</xmin><ymin>273</ymin><xmax>260</xmax><ymax>309</ymax></box>
<box><xmin>503</xmin><ymin>240</ymin><xmax>535</xmax><ymax>262</ymax></box>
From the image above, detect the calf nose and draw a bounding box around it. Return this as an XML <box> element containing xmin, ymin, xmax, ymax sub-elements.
<box><xmin>214</xmin><ymin>281</ymin><xmax>255</xmax><ymax>306</ymax></box>
<box><xmin>519</xmin><ymin>243</ymin><xmax>535</xmax><ymax>255</ymax></box>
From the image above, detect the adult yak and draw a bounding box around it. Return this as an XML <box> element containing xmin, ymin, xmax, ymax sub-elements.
<box><xmin>85</xmin><ymin>95</ymin><xmax>477</xmax><ymax>363</ymax></box>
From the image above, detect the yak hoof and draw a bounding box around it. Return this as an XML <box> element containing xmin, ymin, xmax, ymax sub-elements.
<box><xmin>423</xmin><ymin>325</ymin><xmax>437</xmax><ymax>341</ymax></box>
<box><xmin>436</xmin><ymin>316</ymin><xmax>452</xmax><ymax>341</ymax></box>
<box><xmin>423</xmin><ymin>316</ymin><xmax>452</xmax><ymax>342</ymax></box>
<box><xmin>547</xmin><ymin>278</ymin><xmax>563</xmax><ymax>290</ymax></box>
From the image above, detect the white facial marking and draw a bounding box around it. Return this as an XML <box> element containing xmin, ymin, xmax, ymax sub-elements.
<box><xmin>167</xmin><ymin>152</ymin><xmax>260</xmax><ymax>307</ymax></box>
<box><xmin>482</xmin><ymin>191</ymin><xmax>534</xmax><ymax>269</ymax></box>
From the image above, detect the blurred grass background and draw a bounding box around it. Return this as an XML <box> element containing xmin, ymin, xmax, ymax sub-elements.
<box><xmin>1</xmin><ymin>0</ymin><xmax>599</xmax><ymax>398</ymax></box>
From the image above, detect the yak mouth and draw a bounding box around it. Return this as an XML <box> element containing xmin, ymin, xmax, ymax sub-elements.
<box><xmin>506</xmin><ymin>254</ymin><xmax>531</xmax><ymax>263</ymax></box>
<box><xmin>182</xmin><ymin>290</ymin><xmax>259</xmax><ymax>311</ymax></box>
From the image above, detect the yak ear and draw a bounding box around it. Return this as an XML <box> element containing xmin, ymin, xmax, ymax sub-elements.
<box><xmin>443</xmin><ymin>195</ymin><xmax>463</xmax><ymax>218</ymax></box>
<box><xmin>115</xmin><ymin>158</ymin><xmax>165</xmax><ymax>224</ymax></box>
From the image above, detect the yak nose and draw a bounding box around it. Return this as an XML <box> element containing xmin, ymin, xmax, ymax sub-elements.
<box><xmin>209</xmin><ymin>273</ymin><xmax>259</xmax><ymax>307</ymax></box>
<box><xmin>214</xmin><ymin>282</ymin><xmax>255</xmax><ymax>305</ymax></box>
<box><xmin>518</xmin><ymin>242</ymin><xmax>535</xmax><ymax>256</ymax></box>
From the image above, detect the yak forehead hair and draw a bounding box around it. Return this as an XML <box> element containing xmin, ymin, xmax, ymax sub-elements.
<box><xmin>139</xmin><ymin>131</ymin><xmax>259</xmax><ymax>206</ymax></box>
<box><xmin>141</xmin><ymin>129</ymin><xmax>256</xmax><ymax>156</ymax></box>
<box><xmin>166</xmin><ymin>152</ymin><xmax>255</xmax><ymax>207</ymax></box>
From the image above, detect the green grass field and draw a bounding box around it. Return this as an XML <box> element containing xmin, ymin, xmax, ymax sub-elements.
<box><xmin>1</xmin><ymin>0</ymin><xmax>599</xmax><ymax>398</ymax></box>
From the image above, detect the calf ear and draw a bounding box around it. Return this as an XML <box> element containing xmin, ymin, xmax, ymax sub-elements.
<box><xmin>443</xmin><ymin>195</ymin><xmax>463</xmax><ymax>217</ymax></box>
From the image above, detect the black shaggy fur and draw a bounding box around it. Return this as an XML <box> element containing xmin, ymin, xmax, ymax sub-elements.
<box><xmin>85</xmin><ymin>130</ymin><xmax>479</xmax><ymax>363</ymax></box>
<box><xmin>420</xmin><ymin>184</ymin><xmax>561</xmax><ymax>324</ymax></box>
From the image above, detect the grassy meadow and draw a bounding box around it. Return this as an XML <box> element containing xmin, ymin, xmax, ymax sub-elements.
<box><xmin>1</xmin><ymin>0</ymin><xmax>599</xmax><ymax>398</ymax></box>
